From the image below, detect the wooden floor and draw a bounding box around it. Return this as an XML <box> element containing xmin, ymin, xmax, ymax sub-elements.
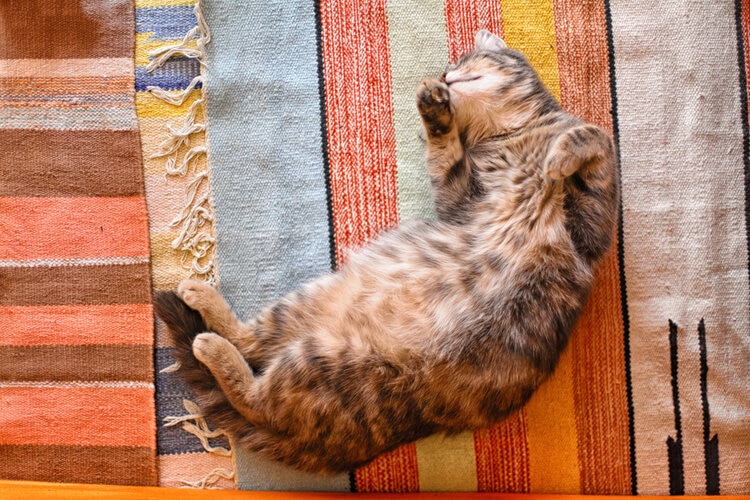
<box><xmin>0</xmin><ymin>481</ymin><xmax>746</xmax><ymax>500</ymax></box>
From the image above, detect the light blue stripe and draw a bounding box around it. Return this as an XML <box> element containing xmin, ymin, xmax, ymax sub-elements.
<box><xmin>202</xmin><ymin>0</ymin><xmax>346</xmax><ymax>489</ymax></box>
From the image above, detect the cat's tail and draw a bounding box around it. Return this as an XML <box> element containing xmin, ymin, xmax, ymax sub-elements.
<box><xmin>153</xmin><ymin>291</ymin><xmax>252</xmax><ymax>436</ymax></box>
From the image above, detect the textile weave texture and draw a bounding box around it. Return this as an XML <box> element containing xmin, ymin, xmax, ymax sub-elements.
<box><xmin>0</xmin><ymin>0</ymin><xmax>749</xmax><ymax>495</ymax></box>
<box><xmin>0</xmin><ymin>0</ymin><xmax>157</xmax><ymax>486</ymax></box>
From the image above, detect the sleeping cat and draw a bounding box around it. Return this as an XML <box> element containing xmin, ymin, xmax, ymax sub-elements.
<box><xmin>154</xmin><ymin>30</ymin><xmax>619</xmax><ymax>474</ymax></box>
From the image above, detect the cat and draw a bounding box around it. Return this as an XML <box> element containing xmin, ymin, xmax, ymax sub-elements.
<box><xmin>154</xmin><ymin>30</ymin><xmax>619</xmax><ymax>474</ymax></box>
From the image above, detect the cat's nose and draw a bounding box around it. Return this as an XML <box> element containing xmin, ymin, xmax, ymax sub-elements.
<box><xmin>440</xmin><ymin>72</ymin><xmax>446</xmax><ymax>83</ymax></box>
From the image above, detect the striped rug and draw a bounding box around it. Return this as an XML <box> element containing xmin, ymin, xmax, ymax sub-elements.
<box><xmin>0</xmin><ymin>0</ymin><xmax>157</xmax><ymax>485</ymax></box>
<box><xmin>193</xmin><ymin>0</ymin><xmax>749</xmax><ymax>494</ymax></box>
<box><xmin>3</xmin><ymin>0</ymin><xmax>746</xmax><ymax>493</ymax></box>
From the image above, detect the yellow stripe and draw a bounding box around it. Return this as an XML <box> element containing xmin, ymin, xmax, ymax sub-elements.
<box><xmin>499</xmin><ymin>0</ymin><xmax>561</xmax><ymax>102</ymax></box>
<box><xmin>500</xmin><ymin>0</ymin><xmax>578</xmax><ymax>492</ymax></box>
<box><xmin>136</xmin><ymin>0</ymin><xmax>197</xmax><ymax>8</ymax></box>
<box><xmin>523</xmin><ymin>348</ymin><xmax>581</xmax><ymax>492</ymax></box>
<box><xmin>135</xmin><ymin>89</ymin><xmax>203</xmax><ymax>118</ymax></box>
<box><xmin>150</xmin><ymin>231</ymin><xmax>191</xmax><ymax>291</ymax></box>
<box><xmin>415</xmin><ymin>432</ymin><xmax>477</xmax><ymax>491</ymax></box>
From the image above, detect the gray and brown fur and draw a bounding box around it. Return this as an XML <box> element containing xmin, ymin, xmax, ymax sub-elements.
<box><xmin>154</xmin><ymin>30</ymin><xmax>619</xmax><ymax>474</ymax></box>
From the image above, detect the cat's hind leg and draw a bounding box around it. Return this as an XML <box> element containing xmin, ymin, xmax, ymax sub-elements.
<box><xmin>177</xmin><ymin>279</ymin><xmax>247</xmax><ymax>344</ymax></box>
<box><xmin>192</xmin><ymin>332</ymin><xmax>268</xmax><ymax>427</ymax></box>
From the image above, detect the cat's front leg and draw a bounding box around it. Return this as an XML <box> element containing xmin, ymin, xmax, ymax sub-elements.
<box><xmin>544</xmin><ymin>124</ymin><xmax>614</xmax><ymax>181</ymax></box>
<box><xmin>417</xmin><ymin>79</ymin><xmax>464</xmax><ymax>176</ymax></box>
<box><xmin>178</xmin><ymin>279</ymin><xmax>246</xmax><ymax>343</ymax></box>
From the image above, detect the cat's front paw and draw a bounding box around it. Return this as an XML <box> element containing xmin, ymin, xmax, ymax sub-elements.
<box><xmin>417</xmin><ymin>78</ymin><xmax>453</xmax><ymax>137</ymax></box>
<box><xmin>177</xmin><ymin>279</ymin><xmax>221</xmax><ymax>314</ymax></box>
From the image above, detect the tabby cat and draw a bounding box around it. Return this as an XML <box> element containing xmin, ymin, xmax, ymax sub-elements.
<box><xmin>154</xmin><ymin>30</ymin><xmax>619</xmax><ymax>474</ymax></box>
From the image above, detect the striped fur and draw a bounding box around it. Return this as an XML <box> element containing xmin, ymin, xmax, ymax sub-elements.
<box><xmin>155</xmin><ymin>31</ymin><xmax>618</xmax><ymax>474</ymax></box>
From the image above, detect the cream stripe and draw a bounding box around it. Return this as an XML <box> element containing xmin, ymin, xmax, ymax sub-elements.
<box><xmin>610</xmin><ymin>0</ymin><xmax>750</xmax><ymax>494</ymax></box>
<box><xmin>0</xmin><ymin>58</ymin><xmax>133</xmax><ymax>78</ymax></box>
<box><xmin>386</xmin><ymin>0</ymin><xmax>448</xmax><ymax>221</ymax></box>
<box><xmin>0</xmin><ymin>256</ymin><xmax>150</xmax><ymax>269</ymax></box>
<box><xmin>0</xmin><ymin>106</ymin><xmax>137</xmax><ymax>131</ymax></box>
<box><xmin>0</xmin><ymin>381</ymin><xmax>154</xmax><ymax>390</ymax></box>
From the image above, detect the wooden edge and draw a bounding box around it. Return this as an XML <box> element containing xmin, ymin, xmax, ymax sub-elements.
<box><xmin>1</xmin><ymin>481</ymin><xmax>748</xmax><ymax>500</ymax></box>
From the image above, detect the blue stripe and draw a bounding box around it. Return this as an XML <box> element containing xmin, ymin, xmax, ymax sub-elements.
<box><xmin>202</xmin><ymin>0</ymin><xmax>346</xmax><ymax>490</ymax></box>
<box><xmin>135</xmin><ymin>6</ymin><xmax>196</xmax><ymax>40</ymax></box>
<box><xmin>135</xmin><ymin>57</ymin><xmax>202</xmax><ymax>92</ymax></box>
<box><xmin>154</xmin><ymin>348</ymin><xmax>231</xmax><ymax>456</ymax></box>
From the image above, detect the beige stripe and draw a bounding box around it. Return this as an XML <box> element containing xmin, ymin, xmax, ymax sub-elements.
<box><xmin>611</xmin><ymin>0</ymin><xmax>750</xmax><ymax>494</ymax></box>
<box><xmin>0</xmin><ymin>58</ymin><xmax>133</xmax><ymax>78</ymax></box>
<box><xmin>415</xmin><ymin>432</ymin><xmax>477</xmax><ymax>491</ymax></box>
<box><xmin>385</xmin><ymin>0</ymin><xmax>448</xmax><ymax>221</ymax></box>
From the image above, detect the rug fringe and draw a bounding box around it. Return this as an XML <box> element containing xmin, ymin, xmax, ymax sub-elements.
<box><xmin>147</xmin><ymin>0</ymin><xmax>217</xmax><ymax>284</ymax></box>
<box><xmin>163</xmin><ymin>399</ymin><xmax>235</xmax><ymax>489</ymax></box>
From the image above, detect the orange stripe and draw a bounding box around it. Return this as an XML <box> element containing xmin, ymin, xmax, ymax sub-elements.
<box><xmin>553</xmin><ymin>0</ymin><xmax>632</xmax><ymax>493</ymax></box>
<box><xmin>354</xmin><ymin>443</ymin><xmax>420</xmax><ymax>492</ymax></box>
<box><xmin>0</xmin><ymin>197</ymin><xmax>149</xmax><ymax>260</ymax></box>
<box><xmin>474</xmin><ymin>411</ymin><xmax>530</xmax><ymax>492</ymax></box>
<box><xmin>444</xmin><ymin>0</ymin><xmax>504</xmax><ymax>62</ymax></box>
<box><xmin>0</xmin><ymin>304</ymin><xmax>153</xmax><ymax>346</ymax></box>
<box><xmin>0</xmin><ymin>386</ymin><xmax>155</xmax><ymax>448</ymax></box>
<box><xmin>318</xmin><ymin>0</ymin><xmax>399</xmax><ymax>266</ymax></box>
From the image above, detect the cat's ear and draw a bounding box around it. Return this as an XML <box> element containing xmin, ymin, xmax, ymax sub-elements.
<box><xmin>474</xmin><ymin>30</ymin><xmax>507</xmax><ymax>52</ymax></box>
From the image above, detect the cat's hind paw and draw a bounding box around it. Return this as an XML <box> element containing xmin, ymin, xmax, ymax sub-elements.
<box><xmin>177</xmin><ymin>279</ymin><xmax>221</xmax><ymax>313</ymax></box>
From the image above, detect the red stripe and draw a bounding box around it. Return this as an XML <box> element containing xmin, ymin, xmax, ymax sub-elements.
<box><xmin>354</xmin><ymin>443</ymin><xmax>420</xmax><ymax>492</ymax></box>
<box><xmin>318</xmin><ymin>0</ymin><xmax>399</xmax><ymax>266</ymax></box>
<box><xmin>0</xmin><ymin>386</ymin><xmax>155</xmax><ymax>447</ymax></box>
<box><xmin>474</xmin><ymin>410</ymin><xmax>530</xmax><ymax>492</ymax></box>
<box><xmin>444</xmin><ymin>0</ymin><xmax>504</xmax><ymax>62</ymax></box>
<box><xmin>554</xmin><ymin>0</ymin><xmax>631</xmax><ymax>493</ymax></box>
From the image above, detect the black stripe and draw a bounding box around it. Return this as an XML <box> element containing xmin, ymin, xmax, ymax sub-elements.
<box><xmin>603</xmin><ymin>0</ymin><xmax>637</xmax><ymax>493</ymax></box>
<box><xmin>667</xmin><ymin>320</ymin><xmax>685</xmax><ymax>496</ymax></box>
<box><xmin>734</xmin><ymin>0</ymin><xmax>750</xmax><ymax>297</ymax></box>
<box><xmin>313</xmin><ymin>0</ymin><xmax>338</xmax><ymax>272</ymax></box>
<box><xmin>698</xmin><ymin>319</ymin><xmax>720</xmax><ymax>494</ymax></box>
<box><xmin>349</xmin><ymin>470</ymin><xmax>357</xmax><ymax>492</ymax></box>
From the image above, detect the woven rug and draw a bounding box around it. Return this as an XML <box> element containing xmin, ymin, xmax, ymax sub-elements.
<box><xmin>0</xmin><ymin>0</ymin><xmax>747</xmax><ymax>494</ymax></box>
<box><xmin>189</xmin><ymin>0</ymin><xmax>749</xmax><ymax>493</ymax></box>
<box><xmin>0</xmin><ymin>0</ymin><xmax>157</xmax><ymax>485</ymax></box>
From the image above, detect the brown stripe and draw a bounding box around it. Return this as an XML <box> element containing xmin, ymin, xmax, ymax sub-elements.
<box><xmin>0</xmin><ymin>445</ymin><xmax>157</xmax><ymax>486</ymax></box>
<box><xmin>0</xmin><ymin>1</ymin><xmax>134</xmax><ymax>59</ymax></box>
<box><xmin>0</xmin><ymin>263</ymin><xmax>152</xmax><ymax>306</ymax></box>
<box><xmin>0</xmin><ymin>345</ymin><xmax>153</xmax><ymax>382</ymax></box>
<box><xmin>0</xmin><ymin>129</ymin><xmax>144</xmax><ymax>198</ymax></box>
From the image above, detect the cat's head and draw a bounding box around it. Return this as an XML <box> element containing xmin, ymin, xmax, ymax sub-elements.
<box><xmin>444</xmin><ymin>30</ymin><xmax>559</xmax><ymax>142</ymax></box>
